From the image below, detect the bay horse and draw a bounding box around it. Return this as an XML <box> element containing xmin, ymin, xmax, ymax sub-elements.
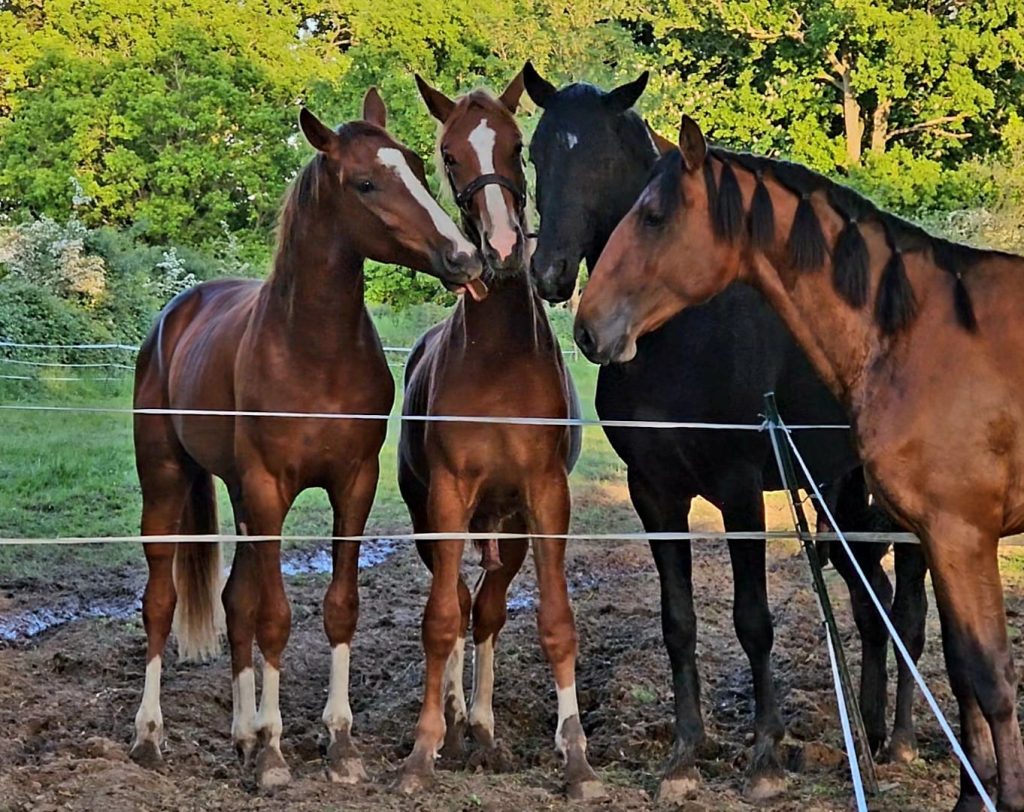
<box><xmin>394</xmin><ymin>74</ymin><xmax>600</xmax><ymax>799</ymax></box>
<box><xmin>129</xmin><ymin>90</ymin><xmax>482</xmax><ymax>789</ymax></box>
<box><xmin>523</xmin><ymin>64</ymin><xmax>928</xmax><ymax>802</ymax></box>
<box><xmin>576</xmin><ymin>113</ymin><xmax>1024</xmax><ymax>811</ymax></box>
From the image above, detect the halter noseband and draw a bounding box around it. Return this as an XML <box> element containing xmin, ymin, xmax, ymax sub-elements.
<box><xmin>448</xmin><ymin>170</ymin><xmax>527</xmax><ymax>218</ymax></box>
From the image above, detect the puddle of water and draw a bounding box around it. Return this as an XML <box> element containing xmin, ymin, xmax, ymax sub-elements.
<box><xmin>280</xmin><ymin>538</ymin><xmax>401</xmax><ymax>576</ymax></box>
<box><xmin>0</xmin><ymin>595</ymin><xmax>140</xmax><ymax>642</ymax></box>
<box><xmin>0</xmin><ymin>538</ymin><xmax>402</xmax><ymax>643</ymax></box>
<box><xmin>507</xmin><ymin>573</ymin><xmax>600</xmax><ymax>613</ymax></box>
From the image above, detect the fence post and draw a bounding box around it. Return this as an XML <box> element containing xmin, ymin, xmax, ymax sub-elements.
<box><xmin>762</xmin><ymin>392</ymin><xmax>878</xmax><ymax>801</ymax></box>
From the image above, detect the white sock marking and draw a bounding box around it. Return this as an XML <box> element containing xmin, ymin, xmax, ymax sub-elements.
<box><xmin>469</xmin><ymin>635</ymin><xmax>495</xmax><ymax>736</ymax></box>
<box><xmin>468</xmin><ymin>119</ymin><xmax>519</xmax><ymax>261</ymax></box>
<box><xmin>377</xmin><ymin>147</ymin><xmax>475</xmax><ymax>257</ymax></box>
<box><xmin>443</xmin><ymin>635</ymin><xmax>467</xmax><ymax>721</ymax></box>
<box><xmin>555</xmin><ymin>682</ymin><xmax>582</xmax><ymax>756</ymax></box>
<box><xmin>256</xmin><ymin>664</ymin><xmax>283</xmax><ymax>750</ymax></box>
<box><xmin>322</xmin><ymin>643</ymin><xmax>353</xmax><ymax>741</ymax></box>
<box><xmin>232</xmin><ymin>666</ymin><xmax>258</xmax><ymax>747</ymax></box>
<box><xmin>133</xmin><ymin>655</ymin><xmax>163</xmax><ymax>745</ymax></box>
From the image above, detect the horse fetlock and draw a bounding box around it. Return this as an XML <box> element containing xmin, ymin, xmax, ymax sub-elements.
<box><xmin>441</xmin><ymin>696</ymin><xmax>468</xmax><ymax>759</ymax></box>
<box><xmin>469</xmin><ymin>715</ymin><xmax>496</xmax><ymax>748</ymax></box>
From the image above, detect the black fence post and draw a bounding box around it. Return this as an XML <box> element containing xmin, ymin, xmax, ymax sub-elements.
<box><xmin>763</xmin><ymin>391</ymin><xmax>879</xmax><ymax>797</ymax></box>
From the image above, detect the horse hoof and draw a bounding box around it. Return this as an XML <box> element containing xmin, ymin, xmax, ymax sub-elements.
<box><xmin>656</xmin><ymin>768</ymin><xmax>701</xmax><ymax>804</ymax></box>
<box><xmin>885</xmin><ymin>732</ymin><xmax>918</xmax><ymax>765</ymax></box>
<box><xmin>327</xmin><ymin>756</ymin><xmax>368</xmax><ymax>784</ymax></box>
<box><xmin>744</xmin><ymin>770</ymin><xmax>787</xmax><ymax>802</ymax></box>
<box><xmin>256</xmin><ymin>747</ymin><xmax>292</xmax><ymax>790</ymax></box>
<box><xmin>128</xmin><ymin>739</ymin><xmax>162</xmax><ymax>770</ymax></box>
<box><xmin>467</xmin><ymin>741</ymin><xmax>513</xmax><ymax>773</ymax></box>
<box><xmin>568</xmin><ymin>778</ymin><xmax>607</xmax><ymax>802</ymax></box>
<box><xmin>394</xmin><ymin>768</ymin><xmax>433</xmax><ymax>795</ymax></box>
<box><xmin>234</xmin><ymin>737</ymin><xmax>258</xmax><ymax>768</ymax></box>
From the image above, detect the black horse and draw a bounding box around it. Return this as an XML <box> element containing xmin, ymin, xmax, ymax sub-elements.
<box><xmin>523</xmin><ymin>63</ymin><xmax>929</xmax><ymax>802</ymax></box>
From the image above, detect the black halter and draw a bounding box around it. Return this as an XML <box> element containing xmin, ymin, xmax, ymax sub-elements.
<box><xmin>448</xmin><ymin>170</ymin><xmax>527</xmax><ymax>217</ymax></box>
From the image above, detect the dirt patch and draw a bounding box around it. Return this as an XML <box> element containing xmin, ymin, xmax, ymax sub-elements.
<box><xmin>0</xmin><ymin>533</ymin><xmax>1016</xmax><ymax>811</ymax></box>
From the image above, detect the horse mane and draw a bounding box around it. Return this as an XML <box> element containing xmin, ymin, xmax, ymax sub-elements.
<box><xmin>650</xmin><ymin>146</ymin><xmax>1017</xmax><ymax>333</ymax></box>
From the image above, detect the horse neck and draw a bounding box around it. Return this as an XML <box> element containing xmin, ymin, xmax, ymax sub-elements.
<box><xmin>742</xmin><ymin>196</ymin><xmax>891</xmax><ymax>406</ymax></box>
<box><xmin>458</xmin><ymin>272</ymin><xmax>554</xmax><ymax>355</ymax></box>
<box><xmin>266</xmin><ymin>203</ymin><xmax>367</xmax><ymax>351</ymax></box>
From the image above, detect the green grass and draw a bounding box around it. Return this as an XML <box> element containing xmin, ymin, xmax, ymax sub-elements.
<box><xmin>0</xmin><ymin>305</ymin><xmax>628</xmax><ymax>582</ymax></box>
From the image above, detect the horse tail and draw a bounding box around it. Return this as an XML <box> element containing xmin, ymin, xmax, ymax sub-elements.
<box><xmin>172</xmin><ymin>472</ymin><xmax>225</xmax><ymax>662</ymax></box>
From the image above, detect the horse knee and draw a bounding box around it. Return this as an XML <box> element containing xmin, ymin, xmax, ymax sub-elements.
<box><xmin>538</xmin><ymin>609</ymin><xmax>577</xmax><ymax>665</ymax></box>
<box><xmin>323</xmin><ymin>582</ymin><xmax>359</xmax><ymax>643</ymax></box>
<box><xmin>733</xmin><ymin>604</ymin><xmax>773</xmax><ymax>656</ymax></box>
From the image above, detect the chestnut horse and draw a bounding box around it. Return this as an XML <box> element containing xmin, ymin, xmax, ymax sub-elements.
<box><xmin>577</xmin><ymin>115</ymin><xmax>1024</xmax><ymax>810</ymax></box>
<box><xmin>130</xmin><ymin>91</ymin><xmax>481</xmax><ymax>788</ymax></box>
<box><xmin>394</xmin><ymin>74</ymin><xmax>599</xmax><ymax>799</ymax></box>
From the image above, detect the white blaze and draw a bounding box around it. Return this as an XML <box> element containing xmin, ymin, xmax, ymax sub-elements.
<box><xmin>133</xmin><ymin>655</ymin><xmax>163</xmax><ymax>745</ymax></box>
<box><xmin>377</xmin><ymin>147</ymin><xmax>475</xmax><ymax>257</ymax></box>
<box><xmin>322</xmin><ymin>643</ymin><xmax>353</xmax><ymax>739</ymax></box>
<box><xmin>468</xmin><ymin>119</ymin><xmax>519</xmax><ymax>261</ymax></box>
<box><xmin>565</xmin><ymin>131</ymin><xmax>579</xmax><ymax>150</ymax></box>
<box><xmin>469</xmin><ymin>635</ymin><xmax>495</xmax><ymax>737</ymax></box>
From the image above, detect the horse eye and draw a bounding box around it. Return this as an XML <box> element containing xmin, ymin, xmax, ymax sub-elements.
<box><xmin>442</xmin><ymin>152</ymin><xmax>456</xmax><ymax>167</ymax></box>
<box><xmin>642</xmin><ymin>208</ymin><xmax>665</xmax><ymax>228</ymax></box>
<box><xmin>356</xmin><ymin>179</ymin><xmax>375</xmax><ymax>194</ymax></box>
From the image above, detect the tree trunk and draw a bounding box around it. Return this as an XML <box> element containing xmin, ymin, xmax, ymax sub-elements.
<box><xmin>840</xmin><ymin>69</ymin><xmax>863</xmax><ymax>166</ymax></box>
<box><xmin>870</xmin><ymin>98</ymin><xmax>891</xmax><ymax>154</ymax></box>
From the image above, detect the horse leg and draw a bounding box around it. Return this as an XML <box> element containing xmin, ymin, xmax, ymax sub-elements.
<box><xmin>887</xmin><ymin>541</ymin><xmax>927</xmax><ymax>763</ymax></box>
<box><xmin>231</xmin><ymin>474</ymin><xmax>292</xmax><ymax>789</ymax></box>
<box><xmin>130</xmin><ymin>446</ymin><xmax>193</xmax><ymax>768</ymax></box>
<box><xmin>925</xmin><ymin>518</ymin><xmax>1024</xmax><ymax>811</ymax></box>
<box><xmin>321</xmin><ymin>460</ymin><xmax>377</xmax><ymax>784</ymax></box>
<box><xmin>528</xmin><ymin>473</ymin><xmax>605</xmax><ymax>801</ymax></box>
<box><xmin>406</xmin><ymin>467</ymin><xmax>472</xmax><ymax>762</ymax></box>
<box><xmin>720</xmin><ymin>477</ymin><xmax>786</xmax><ymax>801</ymax></box>
<box><xmin>826</xmin><ymin>472</ymin><xmax>893</xmax><ymax>757</ymax></box>
<box><xmin>441</xmin><ymin>568</ymin><xmax>472</xmax><ymax>760</ymax></box>
<box><xmin>628</xmin><ymin>470</ymin><xmax>702</xmax><ymax>803</ymax></box>
<box><xmin>469</xmin><ymin>527</ymin><xmax>529</xmax><ymax>764</ymax></box>
<box><xmin>397</xmin><ymin>471</ymin><xmax>471</xmax><ymax>793</ymax></box>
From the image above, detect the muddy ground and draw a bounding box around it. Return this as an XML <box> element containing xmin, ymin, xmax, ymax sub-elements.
<box><xmin>1</xmin><ymin>506</ymin><xmax>1020</xmax><ymax>811</ymax></box>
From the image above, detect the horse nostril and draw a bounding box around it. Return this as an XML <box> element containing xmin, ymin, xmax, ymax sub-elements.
<box><xmin>574</xmin><ymin>322</ymin><xmax>596</xmax><ymax>357</ymax></box>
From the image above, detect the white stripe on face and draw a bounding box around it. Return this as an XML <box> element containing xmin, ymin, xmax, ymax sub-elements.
<box><xmin>468</xmin><ymin>118</ymin><xmax>519</xmax><ymax>261</ymax></box>
<box><xmin>376</xmin><ymin>147</ymin><xmax>475</xmax><ymax>257</ymax></box>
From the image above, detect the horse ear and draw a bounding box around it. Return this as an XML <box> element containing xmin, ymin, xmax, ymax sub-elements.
<box><xmin>415</xmin><ymin>74</ymin><xmax>455</xmax><ymax>122</ymax></box>
<box><xmin>523</xmin><ymin>61</ymin><xmax>557</xmax><ymax>109</ymax></box>
<box><xmin>678</xmin><ymin>115</ymin><xmax>707</xmax><ymax>172</ymax></box>
<box><xmin>645</xmin><ymin>121</ymin><xmax>676</xmax><ymax>156</ymax></box>
<box><xmin>604</xmin><ymin>71</ymin><xmax>649</xmax><ymax>113</ymax></box>
<box><xmin>499</xmin><ymin>69</ymin><xmax>525</xmax><ymax>113</ymax></box>
<box><xmin>299</xmin><ymin>107</ymin><xmax>337</xmax><ymax>154</ymax></box>
<box><xmin>362</xmin><ymin>87</ymin><xmax>387</xmax><ymax>128</ymax></box>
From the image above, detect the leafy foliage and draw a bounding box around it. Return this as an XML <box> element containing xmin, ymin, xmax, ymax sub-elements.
<box><xmin>0</xmin><ymin>0</ymin><xmax>1022</xmax><ymax>312</ymax></box>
